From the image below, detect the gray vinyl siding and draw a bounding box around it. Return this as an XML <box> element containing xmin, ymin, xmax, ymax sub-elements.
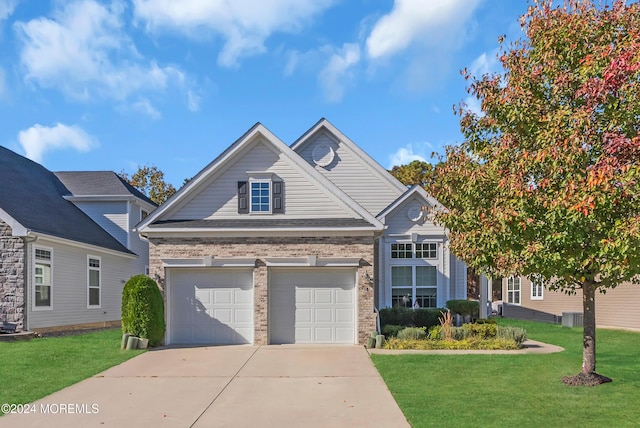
<box><xmin>128</xmin><ymin>202</ymin><xmax>150</xmax><ymax>274</ymax></box>
<box><xmin>502</xmin><ymin>277</ymin><xmax>640</xmax><ymax>331</ymax></box>
<box><xmin>383</xmin><ymin>195</ymin><xmax>446</xmax><ymax>237</ymax></box>
<box><xmin>27</xmin><ymin>238</ymin><xmax>135</xmax><ymax>329</ymax></box>
<box><xmin>450</xmin><ymin>254</ymin><xmax>467</xmax><ymax>301</ymax></box>
<box><xmin>169</xmin><ymin>140</ymin><xmax>355</xmax><ymax>220</ymax></box>
<box><xmin>73</xmin><ymin>201</ymin><xmax>128</xmax><ymax>246</ymax></box>
<box><xmin>296</xmin><ymin>133</ymin><xmax>404</xmax><ymax>215</ymax></box>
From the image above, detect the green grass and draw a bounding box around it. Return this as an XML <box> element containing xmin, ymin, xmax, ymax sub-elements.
<box><xmin>372</xmin><ymin>319</ymin><xmax>640</xmax><ymax>428</ymax></box>
<box><xmin>0</xmin><ymin>329</ymin><xmax>144</xmax><ymax>412</ymax></box>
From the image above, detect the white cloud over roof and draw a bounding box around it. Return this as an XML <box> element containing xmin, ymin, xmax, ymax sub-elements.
<box><xmin>15</xmin><ymin>0</ymin><xmax>186</xmax><ymax>102</ymax></box>
<box><xmin>18</xmin><ymin>123</ymin><xmax>98</xmax><ymax>163</ymax></box>
<box><xmin>366</xmin><ymin>0</ymin><xmax>481</xmax><ymax>59</ymax></box>
<box><xmin>133</xmin><ymin>0</ymin><xmax>335</xmax><ymax>68</ymax></box>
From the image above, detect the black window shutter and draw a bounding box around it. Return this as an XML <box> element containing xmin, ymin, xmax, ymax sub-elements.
<box><xmin>238</xmin><ymin>181</ymin><xmax>248</xmax><ymax>214</ymax></box>
<box><xmin>272</xmin><ymin>181</ymin><xmax>283</xmax><ymax>213</ymax></box>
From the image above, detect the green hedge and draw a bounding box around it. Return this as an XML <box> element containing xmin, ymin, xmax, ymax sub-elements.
<box><xmin>446</xmin><ymin>300</ymin><xmax>480</xmax><ymax>320</ymax></box>
<box><xmin>379</xmin><ymin>307</ymin><xmax>446</xmax><ymax>330</ymax></box>
<box><xmin>122</xmin><ymin>275</ymin><xmax>165</xmax><ymax>347</ymax></box>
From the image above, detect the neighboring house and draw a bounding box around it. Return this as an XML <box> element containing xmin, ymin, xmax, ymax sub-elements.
<box><xmin>0</xmin><ymin>147</ymin><xmax>156</xmax><ymax>333</ymax></box>
<box><xmin>500</xmin><ymin>276</ymin><xmax>640</xmax><ymax>331</ymax></box>
<box><xmin>137</xmin><ymin>118</ymin><xmax>467</xmax><ymax>346</ymax></box>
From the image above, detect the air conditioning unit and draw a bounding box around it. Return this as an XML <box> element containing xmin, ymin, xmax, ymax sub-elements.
<box><xmin>562</xmin><ymin>312</ymin><xmax>584</xmax><ymax>328</ymax></box>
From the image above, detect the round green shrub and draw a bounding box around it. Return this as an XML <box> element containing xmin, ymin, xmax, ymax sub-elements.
<box><xmin>122</xmin><ymin>275</ymin><xmax>165</xmax><ymax>347</ymax></box>
<box><xmin>382</xmin><ymin>324</ymin><xmax>406</xmax><ymax>338</ymax></box>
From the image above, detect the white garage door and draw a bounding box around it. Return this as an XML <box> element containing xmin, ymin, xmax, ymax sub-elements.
<box><xmin>168</xmin><ymin>268</ymin><xmax>253</xmax><ymax>345</ymax></box>
<box><xmin>270</xmin><ymin>268</ymin><xmax>356</xmax><ymax>344</ymax></box>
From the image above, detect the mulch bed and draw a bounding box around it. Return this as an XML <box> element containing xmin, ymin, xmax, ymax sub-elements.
<box><xmin>562</xmin><ymin>372</ymin><xmax>613</xmax><ymax>386</ymax></box>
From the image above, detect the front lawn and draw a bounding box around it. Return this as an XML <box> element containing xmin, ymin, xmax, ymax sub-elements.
<box><xmin>0</xmin><ymin>329</ymin><xmax>144</xmax><ymax>413</ymax></box>
<box><xmin>372</xmin><ymin>319</ymin><xmax>640</xmax><ymax>427</ymax></box>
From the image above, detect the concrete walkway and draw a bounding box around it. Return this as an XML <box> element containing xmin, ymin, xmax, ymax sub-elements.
<box><xmin>0</xmin><ymin>346</ymin><xmax>409</xmax><ymax>428</ymax></box>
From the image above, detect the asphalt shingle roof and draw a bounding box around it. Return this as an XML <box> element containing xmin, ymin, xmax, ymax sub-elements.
<box><xmin>54</xmin><ymin>171</ymin><xmax>156</xmax><ymax>206</ymax></box>
<box><xmin>0</xmin><ymin>147</ymin><xmax>134</xmax><ymax>255</ymax></box>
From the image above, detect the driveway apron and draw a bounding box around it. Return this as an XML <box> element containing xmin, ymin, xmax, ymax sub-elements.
<box><xmin>0</xmin><ymin>345</ymin><xmax>409</xmax><ymax>428</ymax></box>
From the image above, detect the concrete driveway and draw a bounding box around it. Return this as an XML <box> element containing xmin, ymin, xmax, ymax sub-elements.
<box><xmin>0</xmin><ymin>345</ymin><xmax>409</xmax><ymax>428</ymax></box>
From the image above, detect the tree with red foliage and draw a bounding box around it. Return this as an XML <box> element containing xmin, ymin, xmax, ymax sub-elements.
<box><xmin>434</xmin><ymin>0</ymin><xmax>640</xmax><ymax>385</ymax></box>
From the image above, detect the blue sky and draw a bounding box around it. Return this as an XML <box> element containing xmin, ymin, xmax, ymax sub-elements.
<box><xmin>0</xmin><ymin>0</ymin><xmax>526</xmax><ymax>187</ymax></box>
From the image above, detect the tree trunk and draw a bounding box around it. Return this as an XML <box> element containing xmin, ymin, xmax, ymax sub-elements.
<box><xmin>582</xmin><ymin>280</ymin><xmax>596</xmax><ymax>375</ymax></box>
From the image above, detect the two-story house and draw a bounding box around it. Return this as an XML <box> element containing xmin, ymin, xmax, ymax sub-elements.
<box><xmin>137</xmin><ymin>119</ymin><xmax>467</xmax><ymax>346</ymax></box>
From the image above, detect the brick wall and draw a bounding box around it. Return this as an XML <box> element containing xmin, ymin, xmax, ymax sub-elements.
<box><xmin>0</xmin><ymin>219</ymin><xmax>25</xmax><ymax>330</ymax></box>
<box><xmin>149</xmin><ymin>236</ymin><xmax>376</xmax><ymax>344</ymax></box>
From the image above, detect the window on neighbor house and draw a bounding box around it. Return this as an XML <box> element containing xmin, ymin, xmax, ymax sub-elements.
<box><xmin>88</xmin><ymin>257</ymin><xmax>101</xmax><ymax>307</ymax></box>
<box><xmin>34</xmin><ymin>248</ymin><xmax>52</xmax><ymax>308</ymax></box>
<box><xmin>391</xmin><ymin>265</ymin><xmax>438</xmax><ymax>309</ymax></box>
<box><xmin>507</xmin><ymin>276</ymin><xmax>521</xmax><ymax>305</ymax></box>
<box><xmin>531</xmin><ymin>276</ymin><xmax>544</xmax><ymax>300</ymax></box>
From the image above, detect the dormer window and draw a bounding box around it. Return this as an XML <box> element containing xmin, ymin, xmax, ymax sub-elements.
<box><xmin>238</xmin><ymin>175</ymin><xmax>283</xmax><ymax>214</ymax></box>
<box><xmin>251</xmin><ymin>181</ymin><xmax>271</xmax><ymax>213</ymax></box>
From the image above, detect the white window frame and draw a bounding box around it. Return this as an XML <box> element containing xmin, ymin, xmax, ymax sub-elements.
<box><xmin>87</xmin><ymin>255</ymin><xmax>101</xmax><ymax>308</ymax></box>
<box><xmin>507</xmin><ymin>276</ymin><xmax>521</xmax><ymax>305</ymax></box>
<box><xmin>249</xmin><ymin>179</ymin><xmax>272</xmax><ymax>214</ymax></box>
<box><xmin>390</xmin><ymin>241</ymin><xmax>439</xmax><ymax>260</ymax></box>
<box><xmin>390</xmin><ymin>265</ymin><xmax>438</xmax><ymax>309</ymax></box>
<box><xmin>530</xmin><ymin>276</ymin><xmax>544</xmax><ymax>300</ymax></box>
<box><xmin>33</xmin><ymin>246</ymin><xmax>53</xmax><ymax>311</ymax></box>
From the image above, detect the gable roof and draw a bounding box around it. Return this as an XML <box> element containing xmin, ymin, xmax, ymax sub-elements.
<box><xmin>291</xmin><ymin>118</ymin><xmax>409</xmax><ymax>196</ymax></box>
<box><xmin>376</xmin><ymin>185</ymin><xmax>445</xmax><ymax>223</ymax></box>
<box><xmin>137</xmin><ymin>122</ymin><xmax>383</xmax><ymax>233</ymax></box>
<box><xmin>0</xmin><ymin>146</ymin><xmax>134</xmax><ymax>255</ymax></box>
<box><xmin>54</xmin><ymin>171</ymin><xmax>157</xmax><ymax>208</ymax></box>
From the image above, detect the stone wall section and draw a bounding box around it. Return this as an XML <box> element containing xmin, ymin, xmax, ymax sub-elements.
<box><xmin>0</xmin><ymin>219</ymin><xmax>25</xmax><ymax>330</ymax></box>
<box><xmin>149</xmin><ymin>236</ymin><xmax>376</xmax><ymax>344</ymax></box>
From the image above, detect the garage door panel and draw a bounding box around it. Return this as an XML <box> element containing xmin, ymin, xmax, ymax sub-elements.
<box><xmin>315</xmin><ymin>308</ymin><xmax>333</xmax><ymax>322</ymax></box>
<box><xmin>169</xmin><ymin>268</ymin><xmax>253</xmax><ymax>345</ymax></box>
<box><xmin>270</xmin><ymin>268</ymin><xmax>355</xmax><ymax>344</ymax></box>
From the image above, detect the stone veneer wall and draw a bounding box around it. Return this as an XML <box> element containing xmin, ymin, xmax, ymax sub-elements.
<box><xmin>149</xmin><ymin>236</ymin><xmax>376</xmax><ymax>345</ymax></box>
<box><xmin>0</xmin><ymin>219</ymin><xmax>25</xmax><ymax>330</ymax></box>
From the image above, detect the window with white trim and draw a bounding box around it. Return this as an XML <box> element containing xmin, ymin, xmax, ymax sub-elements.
<box><xmin>391</xmin><ymin>265</ymin><xmax>438</xmax><ymax>308</ymax></box>
<box><xmin>531</xmin><ymin>276</ymin><xmax>544</xmax><ymax>300</ymax></box>
<box><xmin>34</xmin><ymin>248</ymin><xmax>52</xmax><ymax>308</ymax></box>
<box><xmin>250</xmin><ymin>180</ymin><xmax>271</xmax><ymax>213</ymax></box>
<box><xmin>88</xmin><ymin>256</ymin><xmax>101</xmax><ymax>307</ymax></box>
<box><xmin>507</xmin><ymin>276</ymin><xmax>521</xmax><ymax>305</ymax></box>
<box><xmin>390</xmin><ymin>242</ymin><xmax>439</xmax><ymax>259</ymax></box>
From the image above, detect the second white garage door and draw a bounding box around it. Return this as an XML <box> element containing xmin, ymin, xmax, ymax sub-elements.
<box><xmin>168</xmin><ymin>268</ymin><xmax>253</xmax><ymax>345</ymax></box>
<box><xmin>270</xmin><ymin>268</ymin><xmax>356</xmax><ymax>344</ymax></box>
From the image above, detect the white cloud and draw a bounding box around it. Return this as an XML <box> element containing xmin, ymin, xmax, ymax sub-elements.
<box><xmin>318</xmin><ymin>43</ymin><xmax>360</xmax><ymax>103</ymax></box>
<box><xmin>133</xmin><ymin>0</ymin><xmax>335</xmax><ymax>67</ymax></box>
<box><xmin>366</xmin><ymin>0</ymin><xmax>481</xmax><ymax>60</ymax></box>
<box><xmin>131</xmin><ymin>98</ymin><xmax>161</xmax><ymax>119</ymax></box>
<box><xmin>0</xmin><ymin>0</ymin><xmax>17</xmax><ymax>21</ymax></box>
<box><xmin>463</xmin><ymin>95</ymin><xmax>483</xmax><ymax>116</ymax></box>
<box><xmin>388</xmin><ymin>143</ymin><xmax>433</xmax><ymax>168</ymax></box>
<box><xmin>469</xmin><ymin>49</ymin><xmax>500</xmax><ymax>77</ymax></box>
<box><xmin>187</xmin><ymin>90</ymin><xmax>200</xmax><ymax>112</ymax></box>
<box><xmin>18</xmin><ymin>123</ymin><xmax>98</xmax><ymax>163</ymax></box>
<box><xmin>0</xmin><ymin>67</ymin><xmax>6</xmax><ymax>98</ymax></box>
<box><xmin>15</xmin><ymin>0</ymin><xmax>186</xmax><ymax>102</ymax></box>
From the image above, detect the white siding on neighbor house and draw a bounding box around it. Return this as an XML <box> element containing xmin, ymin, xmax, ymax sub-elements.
<box><xmin>169</xmin><ymin>141</ymin><xmax>356</xmax><ymax>220</ymax></box>
<box><xmin>27</xmin><ymin>238</ymin><xmax>135</xmax><ymax>329</ymax></box>
<box><xmin>73</xmin><ymin>201</ymin><xmax>128</xmax><ymax>246</ymax></box>
<box><xmin>296</xmin><ymin>132</ymin><xmax>404</xmax><ymax>215</ymax></box>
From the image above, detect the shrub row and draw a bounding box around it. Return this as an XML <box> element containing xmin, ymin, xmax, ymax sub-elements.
<box><xmin>384</xmin><ymin>337</ymin><xmax>522</xmax><ymax>350</ymax></box>
<box><xmin>426</xmin><ymin>324</ymin><xmax>526</xmax><ymax>345</ymax></box>
<box><xmin>445</xmin><ymin>300</ymin><xmax>480</xmax><ymax>320</ymax></box>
